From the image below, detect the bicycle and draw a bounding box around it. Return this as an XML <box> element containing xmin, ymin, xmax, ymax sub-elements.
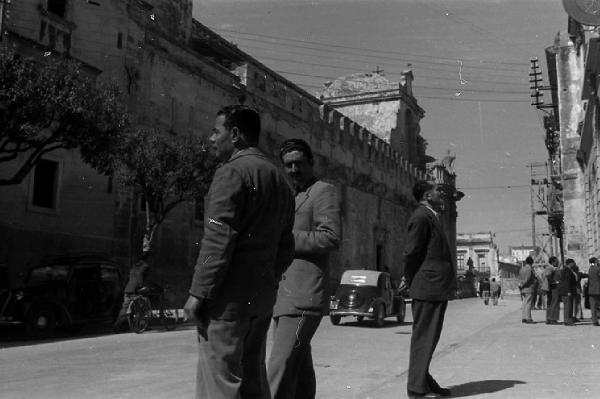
<box><xmin>127</xmin><ymin>282</ymin><xmax>180</xmax><ymax>333</ymax></box>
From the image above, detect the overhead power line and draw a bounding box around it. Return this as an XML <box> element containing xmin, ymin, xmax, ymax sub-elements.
<box><xmin>211</xmin><ymin>27</ymin><xmax>528</xmax><ymax>70</ymax></box>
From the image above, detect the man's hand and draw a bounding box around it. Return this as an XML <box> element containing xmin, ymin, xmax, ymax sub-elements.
<box><xmin>184</xmin><ymin>295</ymin><xmax>209</xmax><ymax>341</ymax></box>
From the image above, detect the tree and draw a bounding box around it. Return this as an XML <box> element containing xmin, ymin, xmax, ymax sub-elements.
<box><xmin>0</xmin><ymin>51</ymin><xmax>127</xmax><ymax>185</ymax></box>
<box><xmin>109</xmin><ymin>128</ymin><xmax>217</xmax><ymax>254</ymax></box>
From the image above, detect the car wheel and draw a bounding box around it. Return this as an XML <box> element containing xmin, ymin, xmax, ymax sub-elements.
<box><xmin>330</xmin><ymin>314</ymin><xmax>341</xmax><ymax>325</ymax></box>
<box><xmin>356</xmin><ymin>316</ymin><xmax>364</xmax><ymax>322</ymax></box>
<box><xmin>26</xmin><ymin>304</ymin><xmax>57</xmax><ymax>338</ymax></box>
<box><xmin>396</xmin><ymin>299</ymin><xmax>406</xmax><ymax>323</ymax></box>
<box><xmin>375</xmin><ymin>303</ymin><xmax>385</xmax><ymax>327</ymax></box>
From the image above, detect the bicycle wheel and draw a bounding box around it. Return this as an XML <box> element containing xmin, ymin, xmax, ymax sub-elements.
<box><xmin>159</xmin><ymin>297</ymin><xmax>179</xmax><ymax>331</ymax></box>
<box><xmin>128</xmin><ymin>297</ymin><xmax>151</xmax><ymax>333</ymax></box>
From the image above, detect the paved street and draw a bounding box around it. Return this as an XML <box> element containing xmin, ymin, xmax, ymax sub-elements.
<box><xmin>1</xmin><ymin>297</ymin><xmax>599</xmax><ymax>399</ymax></box>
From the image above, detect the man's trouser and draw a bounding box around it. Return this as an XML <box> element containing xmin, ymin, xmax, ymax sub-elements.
<box><xmin>481</xmin><ymin>291</ymin><xmax>490</xmax><ymax>305</ymax></box>
<box><xmin>590</xmin><ymin>295</ymin><xmax>600</xmax><ymax>324</ymax></box>
<box><xmin>196</xmin><ymin>314</ymin><xmax>271</xmax><ymax>399</ymax></box>
<box><xmin>407</xmin><ymin>299</ymin><xmax>448</xmax><ymax>394</ymax></box>
<box><xmin>521</xmin><ymin>292</ymin><xmax>534</xmax><ymax>320</ymax></box>
<box><xmin>267</xmin><ymin>315</ymin><xmax>322</xmax><ymax>399</ymax></box>
<box><xmin>561</xmin><ymin>295</ymin><xmax>574</xmax><ymax>324</ymax></box>
<box><xmin>547</xmin><ymin>287</ymin><xmax>560</xmax><ymax>321</ymax></box>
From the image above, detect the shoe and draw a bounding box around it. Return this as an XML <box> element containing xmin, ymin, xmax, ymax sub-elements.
<box><xmin>564</xmin><ymin>322</ymin><xmax>575</xmax><ymax>326</ymax></box>
<box><xmin>573</xmin><ymin>318</ymin><xmax>581</xmax><ymax>322</ymax></box>
<box><xmin>593</xmin><ymin>322</ymin><xmax>599</xmax><ymax>326</ymax></box>
<box><xmin>431</xmin><ymin>386</ymin><xmax>451</xmax><ymax>397</ymax></box>
<box><xmin>546</xmin><ymin>320</ymin><xmax>559</xmax><ymax>325</ymax></box>
<box><xmin>407</xmin><ymin>391</ymin><xmax>440</xmax><ymax>399</ymax></box>
<box><xmin>522</xmin><ymin>319</ymin><xmax>535</xmax><ymax>324</ymax></box>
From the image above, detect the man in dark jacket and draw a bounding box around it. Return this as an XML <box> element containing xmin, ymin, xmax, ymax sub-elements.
<box><xmin>588</xmin><ymin>257</ymin><xmax>600</xmax><ymax>326</ymax></box>
<box><xmin>184</xmin><ymin>105</ymin><xmax>295</xmax><ymax>399</ymax></box>
<box><xmin>403</xmin><ymin>180</ymin><xmax>455</xmax><ymax>399</ymax></box>
<box><xmin>544</xmin><ymin>256</ymin><xmax>561</xmax><ymax>324</ymax></box>
<box><xmin>268</xmin><ymin>139</ymin><xmax>341</xmax><ymax>399</ymax></box>
<box><xmin>558</xmin><ymin>258</ymin><xmax>578</xmax><ymax>326</ymax></box>
<box><xmin>518</xmin><ymin>256</ymin><xmax>536</xmax><ymax>323</ymax></box>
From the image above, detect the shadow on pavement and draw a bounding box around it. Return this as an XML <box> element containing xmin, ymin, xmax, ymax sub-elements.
<box><xmin>449</xmin><ymin>379</ymin><xmax>526</xmax><ymax>397</ymax></box>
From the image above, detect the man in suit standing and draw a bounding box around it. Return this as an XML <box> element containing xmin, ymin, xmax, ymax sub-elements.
<box><xmin>588</xmin><ymin>257</ymin><xmax>600</xmax><ymax>326</ymax></box>
<box><xmin>184</xmin><ymin>105</ymin><xmax>295</xmax><ymax>399</ymax></box>
<box><xmin>558</xmin><ymin>258</ymin><xmax>578</xmax><ymax>326</ymax></box>
<box><xmin>403</xmin><ymin>180</ymin><xmax>455</xmax><ymax>399</ymax></box>
<box><xmin>268</xmin><ymin>138</ymin><xmax>340</xmax><ymax>399</ymax></box>
<box><xmin>544</xmin><ymin>256</ymin><xmax>561</xmax><ymax>324</ymax></box>
<box><xmin>518</xmin><ymin>256</ymin><xmax>536</xmax><ymax>324</ymax></box>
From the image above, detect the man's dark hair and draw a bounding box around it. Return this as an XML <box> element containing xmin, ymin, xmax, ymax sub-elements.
<box><xmin>279</xmin><ymin>138</ymin><xmax>314</xmax><ymax>162</ymax></box>
<box><xmin>589</xmin><ymin>257</ymin><xmax>597</xmax><ymax>264</ymax></box>
<box><xmin>217</xmin><ymin>105</ymin><xmax>261</xmax><ymax>144</ymax></box>
<box><xmin>549</xmin><ymin>256</ymin><xmax>558</xmax><ymax>264</ymax></box>
<box><xmin>566</xmin><ymin>258</ymin><xmax>575</xmax><ymax>265</ymax></box>
<box><xmin>525</xmin><ymin>256</ymin><xmax>534</xmax><ymax>265</ymax></box>
<box><xmin>412</xmin><ymin>180</ymin><xmax>434</xmax><ymax>201</ymax></box>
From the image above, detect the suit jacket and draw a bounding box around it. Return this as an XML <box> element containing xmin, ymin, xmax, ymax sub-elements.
<box><xmin>273</xmin><ymin>178</ymin><xmax>341</xmax><ymax>317</ymax></box>
<box><xmin>588</xmin><ymin>264</ymin><xmax>600</xmax><ymax>296</ymax></box>
<box><xmin>557</xmin><ymin>266</ymin><xmax>577</xmax><ymax>296</ymax></box>
<box><xmin>189</xmin><ymin>147</ymin><xmax>295</xmax><ymax>320</ymax></box>
<box><xmin>518</xmin><ymin>265</ymin><xmax>536</xmax><ymax>294</ymax></box>
<box><xmin>402</xmin><ymin>204</ymin><xmax>456</xmax><ymax>301</ymax></box>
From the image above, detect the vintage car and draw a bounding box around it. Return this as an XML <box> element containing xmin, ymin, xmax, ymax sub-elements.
<box><xmin>329</xmin><ymin>270</ymin><xmax>406</xmax><ymax>327</ymax></box>
<box><xmin>0</xmin><ymin>255</ymin><xmax>124</xmax><ymax>338</ymax></box>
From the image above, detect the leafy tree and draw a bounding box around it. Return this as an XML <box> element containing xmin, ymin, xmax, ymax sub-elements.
<box><xmin>0</xmin><ymin>51</ymin><xmax>127</xmax><ymax>185</ymax></box>
<box><xmin>110</xmin><ymin>128</ymin><xmax>217</xmax><ymax>254</ymax></box>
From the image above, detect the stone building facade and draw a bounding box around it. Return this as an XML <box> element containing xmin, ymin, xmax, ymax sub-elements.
<box><xmin>456</xmin><ymin>232</ymin><xmax>499</xmax><ymax>278</ymax></box>
<box><xmin>542</xmin><ymin>13</ymin><xmax>600</xmax><ymax>270</ymax></box>
<box><xmin>1</xmin><ymin>0</ymin><xmax>460</xmax><ymax>302</ymax></box>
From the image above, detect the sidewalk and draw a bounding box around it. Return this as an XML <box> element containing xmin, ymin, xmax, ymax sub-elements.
<box><xmin>370</xmin><ymin>297</ymin><xmax>600</xmax><ymax>399</ymax></box>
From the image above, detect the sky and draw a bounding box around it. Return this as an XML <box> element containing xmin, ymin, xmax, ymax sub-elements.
<box><xmin>192</xmin><ymin>0</ymin><xmax>568</xmax><ymax>253</ymax></box>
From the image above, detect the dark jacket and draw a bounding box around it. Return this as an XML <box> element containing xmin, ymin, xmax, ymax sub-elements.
<box><xmin>273</xmin><ymin>179</ymin><xmax>341</xmax><ymax>317</ymax></box>
<box><xmin>588</xmin><ymin>264</ymin><xmax>600</xmax><ymax>296</ymax></box>
<box><xmin>189</xmin><ymin>147</ymin><xmax>295</xmax><ymax>320</ymax></box>
<box><xmin>557</xmin><ymin>266</ymin><xmax>578</xmax><ymax>296</ymax></box>
<box><xmin>402</xmin><ymin>204</ymin><xmax>456</xmax><ymax>301</ymax></box>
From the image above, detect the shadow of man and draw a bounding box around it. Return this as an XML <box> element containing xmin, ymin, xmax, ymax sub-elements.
<box><xmin>448</xmin><ymin>380</ymin><xmax>526</xmax><ymax>397</ymax></box>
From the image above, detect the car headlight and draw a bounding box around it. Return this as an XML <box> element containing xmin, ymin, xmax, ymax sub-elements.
<box><xmin>368</xmin><ymin>306</ymin><xmax>373</xmax><ymax>312</ymax></box>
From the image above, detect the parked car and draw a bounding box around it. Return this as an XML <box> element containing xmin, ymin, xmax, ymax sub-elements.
<box><xmin>329</xmin><ymin>270</ymin><xmax>406</xmax><ymax>327</ymax></box>
<box><xmin>0</xmin><ymin>255</ymin><xmax>124</xmax><ymax>338</ymax></box>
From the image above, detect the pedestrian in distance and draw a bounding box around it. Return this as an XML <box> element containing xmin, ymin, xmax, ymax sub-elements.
<box><xmin>479</xmin><ymin>278</ymin><xmax>491</xmax><ymax>305</ymax></box>
<box><xmin>545</xmin><ymin>256</ymin><xmax>561</xmax><ymax>325</ymax></box>
<box><xmin>490</xmin><ymin>277</ymin><xmax>501</xmax><ymax>306</ymax></box>
<box><xmin>534</xmin><ymin>264</ymin><xmax>546</xmax><ymax>310</ymax></box>
<box><xmin>403</xmin><ymin>180</ymin><xmax>455</xmax><ymax>399</ymax></box>
<box><xmin>267</xmin><ymin>138</ymin><xmax>341</xmax><ymax>399</ymax></box>
<box><xmin>558</xmin><ymin>258</ymin><xmax>578</xmax><ymax>326</ymax></box>
<box><xmin>587</xmin><ymin>257</ymin><xmax>600</xmax><ymax>326</ymax></box>
<box><xmin>518</xmin><ymin>256</ymin><xmax>536</xmax><ymax>324</ymax></box>
<box><xmin>184</xmin><ymin>105</ymin><xmax>295</xmax><ymax>399</ymax></box>
<box><xmin>572</xmin><ymin>264</ymin><xmax>586</xmax><ymax>321</ymax></box>
<box><xmin>113</xmin><ymin>251</ymin><xmax>150</xmax><ymax>332</ymax></box>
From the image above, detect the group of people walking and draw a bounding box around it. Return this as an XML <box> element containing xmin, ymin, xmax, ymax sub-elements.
<box><xmin>519</xmin><ymin>255</ymin><xmax>600</xmax><ymax>326</ymax></box>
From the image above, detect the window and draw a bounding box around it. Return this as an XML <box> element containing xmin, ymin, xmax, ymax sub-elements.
<box><xmin>47</xmin><ymin>0</ymin><xmax>67</xmax><ymax>18</ymax></box>
<box><xmin>477</xmin><ymin>253</ymin><xmax>490</xmax><ymax>274</ymax></box>
<box><xmin>457</xmin><ymin>253</ymin><xmax>465</xmax><ymax>271</ymax></box>
<box><xmin>31</xmin><ymin>159</ymin><xmax>60</xmax><ymax>209</ymax></box>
